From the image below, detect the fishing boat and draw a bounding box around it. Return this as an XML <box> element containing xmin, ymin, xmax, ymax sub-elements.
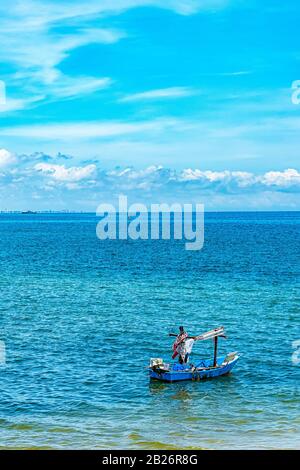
<box><xmin>149</xmin><ymin>326</ymin><xmax>239</xmax><ymax>382</ymax></box>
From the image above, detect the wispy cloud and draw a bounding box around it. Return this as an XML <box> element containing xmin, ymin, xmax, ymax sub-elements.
<box><xmin>0</xmin><ymin>0</ymin><xmax>232</xmax><ymax>111</ymax></box>
<box><xmin>119</xmin><ymin>87</ymin><xmax>198</xmax><ymax>102</ymax></box>
<box><xmin>0</xmin><ymin>118</ymin><xmax>180</xmax><ymax>139</ymax></box>
<box><xmin>1</xmin><ymin>113</ymin><xmax>300</xmax><ymax>144</ymax></box>
<box><xmin>37</xmin><ymin>74</ymin><xmax>112</xmax><ymax>100</ymax></box>
<box><xmin>0</xmin><ymin>3</ymin><xmax>124</xmax><ymax>110</ymax></box>
<box><xmin>216</xmin><ymin>71</ymin><xmax>253</xmax><ymax>76</ymax></box>
<box><xmin>0</xmin><ymin>96</ymin><xmax>45</xmax><ymax>113</ymax></box>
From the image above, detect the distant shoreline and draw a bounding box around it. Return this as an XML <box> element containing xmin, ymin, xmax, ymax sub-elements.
<box><xmin>0</xmin><ymin>210</ymin><xmax>300</xmax><ymax>214</ymax></box>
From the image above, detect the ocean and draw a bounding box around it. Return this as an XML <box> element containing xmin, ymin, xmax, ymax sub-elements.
<box><xmin>0</xmin><ymin>212</ymin><xmax>299</xmax><ymax>449</ymax></box>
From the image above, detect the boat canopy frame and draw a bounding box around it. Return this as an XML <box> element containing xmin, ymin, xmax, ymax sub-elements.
<box><xmin>193</xmin><ymin>326</ymin><xmax>226</xmax><ymax>367</ymax></box>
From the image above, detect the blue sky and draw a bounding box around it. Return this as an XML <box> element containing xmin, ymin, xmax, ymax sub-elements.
<box><xmin>0</xmin><ymin>0</ymin><xmax>299</xmax><ymax>210</ymax></box>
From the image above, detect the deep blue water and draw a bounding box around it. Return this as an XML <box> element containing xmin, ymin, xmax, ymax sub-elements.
<box><xmin>0</xmin><ymin>212</ymin><xmax>299</xmax><ymax>449</ymax></box>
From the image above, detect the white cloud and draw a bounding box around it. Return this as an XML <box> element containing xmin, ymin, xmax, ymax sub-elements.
<box><xmin>102</xmin><ymin>165</ymin><xmax>300</xmax><ymax>193</ymax></box>
<box><xmin>1</xmin><ymin>150</ymin><xmax>299</xmax><ymax>210</ymax></box>
<box><xmin>119</xmin><ymin>87</ymin><xmax>197</xmax><ymax>102</ymax></box>
<box><xmin>34</xmin><ymin>162</ymin><xmax>96</xmax><ymax>181</ymax></box>
<box><xmin>0</xmin><ymin>148</ymin><xmax>16</xmax><ymax>167</ymax></box>
<box><xmin>4</xmin><ymin>147</ymin><xmax>299</xmax><ymax>195</ymax></box>
<box><xmin>180</xmin><ymin>169</ymin><xmax>255</xmax><ymax>186</ymax></box>
<box><xmin>261</xmin><ymin>169</ymin><xmax>300</xmax><ymax>188</ymax></box>
<box><xmin>178</xmin><ymin>168</ymin><xmax>300</xmax><ymax>192</ymax></box>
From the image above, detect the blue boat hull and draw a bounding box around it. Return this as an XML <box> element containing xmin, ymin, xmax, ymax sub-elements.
<box><xmin>149</xmin><ymin>355</ymin><xmax>239</xmax><ymax>382</ymax></box>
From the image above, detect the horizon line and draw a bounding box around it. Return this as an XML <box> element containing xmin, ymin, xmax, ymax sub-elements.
<box><xmin>1</xmin><ymin>210</ymin><xmax>300</xmax><ymax>214</ymax></box>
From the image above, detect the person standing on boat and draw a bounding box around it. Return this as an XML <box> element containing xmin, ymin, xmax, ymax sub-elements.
<box><xmin>171</xmin><ymin>326</ymin><xmax>188</xmax><ymax>364</ymax></box>
<box><xmin>170</xmin><ymin>326</ymin><xmax>196</xmax><ymax>364</ymax></box>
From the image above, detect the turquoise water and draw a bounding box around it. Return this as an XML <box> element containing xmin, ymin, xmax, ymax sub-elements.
<box><xmin>0</xmin><ymin>212</ymin><xmax>299</xmax><ymax>449</ymax></box>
